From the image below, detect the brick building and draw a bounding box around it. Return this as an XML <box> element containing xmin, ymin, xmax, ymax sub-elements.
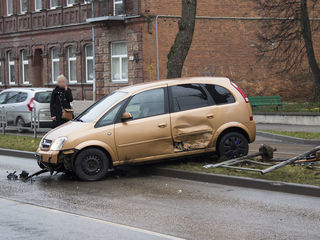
<box><xmin>0</xmin><ymin>0</ymin><xmax>318</xmax><ymax>100</ymax></box>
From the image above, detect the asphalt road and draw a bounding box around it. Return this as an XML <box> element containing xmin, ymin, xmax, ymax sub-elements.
<box><xmin>0</xmin><ymin>138</ymin><xmax>320</xmax><ymax>240</ymax></box>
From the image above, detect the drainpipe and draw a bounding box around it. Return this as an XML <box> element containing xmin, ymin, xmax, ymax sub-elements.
<box><xmin>91</xmin><ymin>0</ymin><xmax>96</xmax><ymax>101</ymax></box>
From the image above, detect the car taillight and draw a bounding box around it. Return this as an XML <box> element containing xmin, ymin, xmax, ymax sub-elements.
<box><xmin>231</xmin><ymin>82</ymin><xmax>249</xmax><ymax>103</ymax></box>
<box><xmin>27</xmin><ymin>98</ymin><xmax>34</xmax><ymax>111</ymax></box>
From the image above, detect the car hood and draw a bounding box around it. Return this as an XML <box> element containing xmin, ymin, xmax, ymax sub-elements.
<box><xmin>44</xmin><ymin>121</ymin><xmax>92</xmax><ymax>140</ymax></box>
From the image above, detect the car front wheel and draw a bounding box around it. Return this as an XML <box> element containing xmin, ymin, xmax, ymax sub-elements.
<box><xmin>218</xmin><ymin>132</ymin><xmax>249</xmax><ymax>160</ymax></box>
<box><xmin>74</xmin><ymin>148</ymin><xmax>109</xmax><ymax>181</ymax></box>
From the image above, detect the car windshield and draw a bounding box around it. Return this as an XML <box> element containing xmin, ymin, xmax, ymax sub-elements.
<box><xmin>75</xmin><ymin>91</ymin><xmax>128</xmax><ymax>123</ymax></box>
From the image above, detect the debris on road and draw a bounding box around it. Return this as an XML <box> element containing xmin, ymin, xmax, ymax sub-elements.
<box><xmin>204</xmin><ymin>145</ymin><xmax>320</xmax><ymax>174</ymax></box>
<box><xmin>6</xmin><ymin>169</ymin><xmax>49</xmax><ymax>182</ymax></box>
<box><xmin>7</xmin><ymin>171</ymin><xmax>18</xmax><ymax>180</ymax></box>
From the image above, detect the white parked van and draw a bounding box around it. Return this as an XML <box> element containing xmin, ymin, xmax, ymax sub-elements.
<box><xmin>0</xmin><ymin>88</ymin><xmax>52</xmax><ymax>131</ymax></box>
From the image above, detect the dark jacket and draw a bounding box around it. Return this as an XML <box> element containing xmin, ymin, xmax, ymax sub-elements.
<box><xmin>50</xmin><ymin>86</ymin><xmax>73</xmax><ymax>128</ymax></box>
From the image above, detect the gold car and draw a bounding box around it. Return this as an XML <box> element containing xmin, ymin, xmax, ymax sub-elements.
<box><xmin>36</xmin><ymin>77</ymin><xmax>256</xmax><ymax>181</ymax></box>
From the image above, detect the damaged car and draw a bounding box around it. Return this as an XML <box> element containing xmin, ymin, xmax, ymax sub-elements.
<box><xmin>36</xmin><ymin>77</ymin><xmax>256</xmax><ymax>181</ymax></box>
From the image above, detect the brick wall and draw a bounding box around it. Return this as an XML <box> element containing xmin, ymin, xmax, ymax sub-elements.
<box><xmin>141</xmin><ymin>0</ymin><xmax>320</xmax><ymax>100</ymax></box>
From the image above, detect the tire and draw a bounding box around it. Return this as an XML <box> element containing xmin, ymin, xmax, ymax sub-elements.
<box><xmin>74</xmin><ymin>148</ymin><xmax>109</xmax><ymax>181</ymax></box>
<box><xmin>16</xmin><ymin>117</ymin><xmax>26</xmax><ymax>133</ymax></box>
<box><xmin>218</xmin><ymin>132</ymin><xmax>249</xmax><ymax>160</ymax></box>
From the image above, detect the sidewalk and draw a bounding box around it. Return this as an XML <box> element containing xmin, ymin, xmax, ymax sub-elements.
<box><xmin>257</xmin><ymin>123</ymin><xmax>320</xmax><ymax>133</ymax></box>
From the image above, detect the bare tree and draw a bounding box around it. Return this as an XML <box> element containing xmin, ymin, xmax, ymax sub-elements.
<box><xmin>167</xmin><ymin>0</ymin><xmax>197</xmax><ymax>79</ymax></box>
<box><xmin>254</xmin><ymin>0</ymin><xmax>320</xmax><ymax>97</ymax></box>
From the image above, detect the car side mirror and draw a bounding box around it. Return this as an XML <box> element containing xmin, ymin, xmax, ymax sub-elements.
<box><xmin>121</xmin><ymin>112</ymin><xmax>133</xmax><ymax>122</ymax></box>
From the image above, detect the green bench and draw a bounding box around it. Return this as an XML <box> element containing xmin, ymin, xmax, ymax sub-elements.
<box><xmin>248</xmin><ymin>96</ymin><xmax>282</xmax><ymax>109</ymax></box>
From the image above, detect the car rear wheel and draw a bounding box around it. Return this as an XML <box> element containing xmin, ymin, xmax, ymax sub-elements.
<box><xmin>16</xmin><ymin>117</ymin><xmax>26</xmax><ymax>133</ymax></box>
<box><xmin>218</xmin><ymin>132</ymin><xmax>249</xmax><ymax>160</ymax></box>
<box><xmin>74</xmin><ymin>148</ymin><xmax>109</xmax><ymax>181</ymax></box>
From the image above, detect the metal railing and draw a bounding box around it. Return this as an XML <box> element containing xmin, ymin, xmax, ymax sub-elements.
<box><xmin>0</xmin><ymin>106</ymin><xmax>51</xmax><ymax>138</ymax></box>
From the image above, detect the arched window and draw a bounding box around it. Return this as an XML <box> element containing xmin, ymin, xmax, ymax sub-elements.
<box><xmin>51</xmin><ymin>48</ymin><xmax>60</xmax><ymax>83</ymax></box>
<box><xmin>21</xmin><ymin>50</ymin><xmax>29</xmax><ymax>84</ymax></box>
<box><xmin>7</xmin><ymin>51</ymin><xmax>15</xmax><ymax>85</ymax></box>
<box><xmin>85</xmin><ymin>45</ymin><xmax>94</xmax><ymax>83</ymax></box>
<box><xmin>68</xmin><ymin>47</ymin><xmax>77</xmax><ymax>83</ymax></box>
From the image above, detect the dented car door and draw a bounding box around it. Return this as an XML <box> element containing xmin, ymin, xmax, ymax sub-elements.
<box><xmin>115</xmin><ymin>87</ymin><xmax>173</xmax><ymax>162</ymax></box>
<box><xmin>169</xmin><ymin>84</ymin><xmax>216</xmax><ymax>152</ymax></box>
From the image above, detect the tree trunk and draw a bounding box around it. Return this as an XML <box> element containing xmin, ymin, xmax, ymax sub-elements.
<box><xmin>167</xmin><ymin>0</ymin><xmax>197</xmax><ymax>79</ymax></box>
<box><xmin>300</xmin><ymin>0</ymin><xmax>320</xmax><ymax>97</ymax></box>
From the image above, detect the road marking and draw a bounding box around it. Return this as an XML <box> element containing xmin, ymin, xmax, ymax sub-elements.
<box><xmin>0</xmin><ymin>197</ymin><xmax>185</xmax><ymax>240</ymax></box>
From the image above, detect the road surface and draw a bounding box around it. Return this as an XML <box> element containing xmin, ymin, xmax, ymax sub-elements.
<box><xmin>0</xmin><ymin>138</ymin><xmax>319</xmax><ymax>240</ymax></box>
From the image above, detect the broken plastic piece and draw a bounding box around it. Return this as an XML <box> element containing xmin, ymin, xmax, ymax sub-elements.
<box><xmin>7</xmin><ymin>171</ymin><xmax>18</xmax><ymax>180</ymax></box>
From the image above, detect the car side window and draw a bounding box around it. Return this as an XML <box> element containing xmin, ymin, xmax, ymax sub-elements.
<box><xmin>0</xmin><ymin>93</ymin><xmax>7</xmax><ymax>104</ymax></box>
<box><xmin>6</xmin><ymin>92</ymin><xmax>18</xmax><ymax>104</ymax></box>
<box><xmin>17</xmin><ymin>92</ymin><xmax>28</xmax><ymax>103</ymax></box>
<box><xmin>96</xmin><ymin>101</ymin><xmax>124</xmax><ymax>127</ymax></box>
<box><xmin>204</xmin><ymin>84</ymin><xmax>235</xmax><ymax>105</ymax></box>
<box><xmin>125</xmin><ymin>88</ymin><xmax>165</xmax><ymax>120</ymax></box>
<box><xmin>170</xmin><ymin>84</ymin><xmax>210</xmax><ymax>112</ymax></box>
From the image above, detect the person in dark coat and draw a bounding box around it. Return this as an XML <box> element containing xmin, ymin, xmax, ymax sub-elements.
<box><xmin>50</xmin><ymin>75</ymin><xmax>73</xmax><ymax>128</ymax></box>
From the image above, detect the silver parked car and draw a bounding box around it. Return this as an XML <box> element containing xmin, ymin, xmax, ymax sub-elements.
<box><xmin>0</xmin><ymin>88</ymin><xmax>53</xmax><ymax>132</ymax></box>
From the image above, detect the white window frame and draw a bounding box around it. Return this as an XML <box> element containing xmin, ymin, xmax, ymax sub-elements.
<box><xmin>7</xmin><ymin>0</ymin><xmax>13</xmax><ymax>16</ymax></box>
<box><xmin>21</xmin><ymin>50</ymin><xmax>29</xmax><ymax>84</ymax></box>
<box><xmin>51</xmin><ymin>48</ymin><xmax>59</xmax><ymax>83</ymax></box>
<box><xmin>111</xmin><ymin>42</ymin><xmax>128</xmax><ymax>83</ymax></box>
<box><xmin>68</xmin><ymin>47</ymin><xmax>77</xmax><ymax>83</ymax></box>
<box><xmin>35</xmin><ymin>0</ymin><xmax>42</xmax><ymax>11</ymax></box>
<box><xmin>20</xmin><ymin>0</ymin><xmax>28</xmax><ymax>14</ymax></box>
<box><xmin>67</xmin><ymin>0</ymin><xmax>75</xmax><ymax>7</ymax></box>
<box><xmin>8</xmin><ymin>52</ymin><xmax>15</xmax><ymax>85</ymax></box>
<box><xmin>85</xmin><ymin>45</ymin><xmax>94</xmax><ymax>83</ymax></box>
<box><xmin>50</xmin><ymin>0</ymin><xmax>59</xmax><ymax>9</ymax></box>
<box><xmin>114</xmin><ymin>0</ymin><xmax>124</xmax><ymax>16</ymax></box>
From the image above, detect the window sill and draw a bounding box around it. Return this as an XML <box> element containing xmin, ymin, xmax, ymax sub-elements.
<box><xmin>111</xmin><ymin>80</ymin><xmax>128</xmax><ymax>84</ymax></box>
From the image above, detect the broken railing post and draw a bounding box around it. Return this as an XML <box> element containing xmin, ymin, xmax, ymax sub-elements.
<box><xmin>261</xmin><ymin>146</ymin><xmax>320</xmax><ymax>174</ymax></box>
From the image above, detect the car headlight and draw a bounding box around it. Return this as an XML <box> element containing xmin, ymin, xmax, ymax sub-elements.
<box><xmin>50</xmin><ymin>137</ymin><xmax>67</xmax><ymax>151</ymax></box>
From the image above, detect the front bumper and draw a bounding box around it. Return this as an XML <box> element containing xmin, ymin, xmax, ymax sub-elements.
<box><xmin>36</xmin><ymin>149</ymin><xmax>60</xmax><ymax>164</ymax></box>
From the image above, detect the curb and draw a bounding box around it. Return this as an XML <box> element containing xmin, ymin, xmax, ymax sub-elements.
<box><xmin>150</xmin><ymin>167</ymin><xmax>320</xmax><ymax>198</ymax></box>
<box><xmin>1</xmin><ymin>148</ymin><xmax>319</xmax><ymax>198</ymax></box>
<box><xmin>257</xmin><ymin>131</ymin><xmax>320</xmax><ymax>145</ymax></box>
<box><xmin>0</xmin><ymin>148</ymin><xmax>35</xmax><ymax>159</ymax></box>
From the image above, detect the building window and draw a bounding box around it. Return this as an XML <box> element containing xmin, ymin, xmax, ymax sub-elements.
<box><xmin>35</xmin><ymin>0</ymin><xmax>42</xmax><ymax>11</ymax></box>
<box><xmin>21</xmin><ymin>0</ymin><xmax>28</xmax><ymax>13</ymax></box>
<box><xmin>50</xmin><ymin>0</ymin><xmax>59</xmax><ymax>9</ymax></box>
<box><xmin>111</xmin><ymin>42</ymin><xmax>128</xmax><ymax>82</ymax></box>
<box><xmin>21</xmin><ymin>50</ymin><xmax>29</xmax><ymax>84</ymax></box>
<box><xmin>51</xmin><ymin>48</ymin><xmax>60</xmax><ymax>83</ymax></box>
<box><xmin>85</xmin><ymin>45</ymin><xmax>94</xmax><ymax>83</ymax></box>
<box><xmin>114</xmin><ymin>0</ymin><xmax>124</xmax><ymax>16</ymax></box>
<box><xmin>7</xmin><ymin>0</ymin><xmax>13</xmax><ymax>15</ymax></box>
<box><xmin>67</xmin><ymin>0</ymin><xmax>75</xmax><ymax>6</ymax></box>
<box><xmin>8</xmin><ymin>52</ymin><xmax>15</xmax><ymax>85</ymax></box>
<box><xmin>68</xmin><ymin>47</ymin><xmax>77</xmax><ymax>83</ymax></box>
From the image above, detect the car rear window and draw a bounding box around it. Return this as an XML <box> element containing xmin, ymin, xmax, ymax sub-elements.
<box><xmin>204</xmin><ymin>84</ymin><xmax>235</xmax><ymax>105</ymax></box>
<box><xmin>34</xmin><ymin>92</ymin><xmax>52</xmax><ymax>103</ymax></box>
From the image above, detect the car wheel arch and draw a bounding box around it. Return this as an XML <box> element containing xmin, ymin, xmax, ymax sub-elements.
<box><xmin>73</xmin><ymin>145</ymin><xmax>114</xmax><ymax>169</ymax></box>
<box><xmin>214</xmin><ymin>125</ymin><xmax>250</xmax><ymax>149</ymax></box>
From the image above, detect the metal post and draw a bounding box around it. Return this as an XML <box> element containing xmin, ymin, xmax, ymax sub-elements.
<box><xmin>33</xmin><ymin>108</ymin><xmax>37</xmax><ymax>139</ymax></box>
<box><xmin>155</xmin><ymin>15</ymin><xmax>160</xmax><ymax>80</ymax></box>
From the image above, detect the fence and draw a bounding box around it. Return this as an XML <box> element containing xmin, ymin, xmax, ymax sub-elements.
<box><xmin>0</xmin><ymin>106</ymin><xmax>51</xmax><ymax>138</ymax></box>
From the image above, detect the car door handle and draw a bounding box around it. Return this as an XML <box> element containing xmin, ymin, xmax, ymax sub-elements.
<box><xmin>206</xmin><ymin>114</ymin><xmax>214</xmax><ymax>119</ymax></box>
<box><xmin>158</xmin><ymin>123</ymin><xmax>167</xmax><ymax>128</ymax></box>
